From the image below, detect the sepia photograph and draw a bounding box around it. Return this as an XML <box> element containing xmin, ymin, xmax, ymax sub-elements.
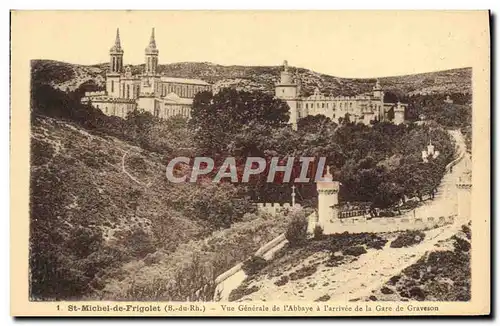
<box><xmin>10</xmin><ymin>10</ymin><xmax>490</xmax><ymax>316</ymax></box>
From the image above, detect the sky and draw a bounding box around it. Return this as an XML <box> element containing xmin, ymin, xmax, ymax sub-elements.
<box><xmin>12</xmin><ymin>10</ymin><xmax>489</xmax><ymax>78</ymax></box>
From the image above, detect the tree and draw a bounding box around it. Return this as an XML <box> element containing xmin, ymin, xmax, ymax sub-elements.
<box><xmin>190</xmin><ymin>88</ymin><xmax>290</xmax><ymax>155</ymax></box>
<box><xmin>297</xmin><ymin>114</ymin><xmax>336</xmax><ymax>134</ymax></box>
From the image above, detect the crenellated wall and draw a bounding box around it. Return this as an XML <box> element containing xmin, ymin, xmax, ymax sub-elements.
<box><xmin>309</xmin><ymin>213</ymin><xmax>456</xmax><ymax>235</ymax></box>
<box><xmin>256</xmin><ymin>203</ymin><xmax>302</xmax><ymax>216</ymax></box>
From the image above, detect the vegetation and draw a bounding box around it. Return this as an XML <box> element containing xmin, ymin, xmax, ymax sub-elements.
<box><xmin>29</xmin><ymin>58</ymin><xmax>469</xmax><ymax>301</ymax></box>
<box><xmin>379</xmin><ymin>224</ymin><xmax>471</xmax><ymax>301</ymax></box>
<box><xmin>32</xmin><ymin>59</ymin><xmax>471</xmax><ymax>98</ymax></box>
<box><xmin>285</xmin><ymin>212</ymin><xmax>309</xmax><ymax>246</ymax></box>
<box><xmin>390</xmin><ymin>231</ymin><xmax>426</xmax><ymax>248</ymax></box>
<box><xmin>313</xmin><ymin>225</ymin><xmax>324</xmax><ymax>240</ymax></box>
<box><xmin>242</xmin><ymin>256</ymin><xmax>268</xmax><ymax>276</ymax></box>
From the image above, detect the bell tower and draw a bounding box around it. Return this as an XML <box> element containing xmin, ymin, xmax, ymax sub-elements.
<box><xmin>107</xmin><ymin>28</ymin><xmax>124</xmax><ymax>97</ymax></box>
<box><xmin>144</xmin><ymin>28</ymin><xmax>159</xmax><ymax>75</ymax></box>
<box><xmin>109</xmin><ymin>28</ymin><xmax>124</xmax><ymax>74</ymax></box>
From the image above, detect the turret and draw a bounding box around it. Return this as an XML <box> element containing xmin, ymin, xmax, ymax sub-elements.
<box><xmin>275</xmin><ymin>60</ymin><xmax>299</xmax><ymax>130</ymax></box>
<box><xmin>393</xmin><ymin>101</ymin><xmax>406</xmax><ymax>125</ymax></box>
<box><xmin>373</xmin><ymin>79</ymin><xmax>383</xmax><ymax>99</ymax></box>
<box><xmin>316</xmin><ymin>166</ymin><xmax>340</xmax><ymax>231</ymax></box>
<box><xmin>144</xmin><ymin>28</ymin><xmax>159</xmax><ymax>75</ymax></box>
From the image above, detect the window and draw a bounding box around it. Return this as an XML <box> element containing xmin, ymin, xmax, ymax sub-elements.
<box><xmin>126</xmin><ymin>85</ymin><xmax>130</xmax><ymax>98</ymax></box>
<box><xmin>322</xmin><ymin>103</ymin><xmax>325</xmax><ymax>108</ymax></box>
<box><xmin>306</xmin><ymin>103</ymin><xmax>308</xmax><ymax>109</ymax></box>
<box><xmin>111</xmin><ymin>81</ymin><xmax>114</xmax><ymax>93</ymax></box>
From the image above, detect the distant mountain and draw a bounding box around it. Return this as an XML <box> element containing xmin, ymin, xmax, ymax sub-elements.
<box><xmin>31</xmin><ymin>59</ymin><xmax>472</xmax><ymax>97</ymax></box>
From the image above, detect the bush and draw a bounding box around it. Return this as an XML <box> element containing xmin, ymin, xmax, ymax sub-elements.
<box><xmin>390</xmin><ymin>230</ymin><xmax>425</xmax><ymax>248</ymax></box>
<box><xmin>228</xmin><ymin>285</ymin><xmax>260</xmax><ymax>302</ymax></box>
<box><xmin>342</xmin><ymin>245</ymin><xmax>367</xmax><ymax>257</ymax></box>
<box><xmin>315</xmin><ymin>294</ymin><xmax>331</xmax><ymax>302</ymax></box>
<box><xmin>313</xmin><ymin>225</ymin><xmax>324</xmax><ymax>240</ymax></box>
<box><xmin>241</xmin><ymin>256</ymin><xmax>268</xmax><ymax>276</ymax></box>
<box><xmin>285</xmin><ymin>212</ymin><xmax>308</xmax><ymax>246</ymax></box>
<box><xmin>289</xmin><ymin>264</ymin><xmax>318</xmax><ymax>281</ymax></box>
<box><xmin>274</xmin><ymin>275</ymin><xmax>289</xmax><ymax>287</ymax></box>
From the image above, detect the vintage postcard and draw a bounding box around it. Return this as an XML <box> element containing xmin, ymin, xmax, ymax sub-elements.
<box><xmin>10</xmin><ymin>10</ymin><xmax>490</xmax><ymax>317</ymax></box>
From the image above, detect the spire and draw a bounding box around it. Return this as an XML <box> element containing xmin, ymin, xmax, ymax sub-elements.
<box><xmin>110</xmin><ymin>28</ymin><xmax>123</xmax><ymax>53</ymax></box>
<box><xmin>115</xmin><ymin>28</ymin><xmax>121</xmax><ymax>48</ymax></box>
<box><xmin>149</xmin><ymin>28</ymin><xmax>156</xmax><ymax>48</ymax></box>
<box><xmin>145</xmin><ymin>27</ymin><xmax>159</xmax><ymax>55</ymax></box>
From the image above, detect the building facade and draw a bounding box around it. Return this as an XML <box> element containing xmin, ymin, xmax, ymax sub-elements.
<box><xmin>81</xmin><ymin>28</ymin><xmax>212</xmax><ymax>119</ymax></box>
<box><xmin>275</xmin><ymin>60</ymin><xmax>406</xmax><ymax>129</ymax></box>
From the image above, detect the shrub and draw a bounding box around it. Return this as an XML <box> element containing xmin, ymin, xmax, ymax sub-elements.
<box><xmin>228</xmin><ymin>285</ymin><xmax>260</xmax><ymax>302</ymax></box>
<box><xmin>315</xmin><ymin>294</ymin><xmax>331</xmax><ymax>302</ymax></box>
<box><xmin>285</xmin><ymin>212</ymin><xmax>308</xmax><ymax>246</ymax></box>
<box><xmin>274</xmin><ymin>275</ymin><xmax>289</xmax><ymax>287</ymax></box>
<box><xmin>289</xmin><ymin>264</ymin><xmax>318</xmax><ymax>281</ymax></box>
<box><xmin>241</xmin><ymin>256</ymin><xmax>268</xmax><ymax>276</ymax></box>
<box><xmin>313</xmin><ymin>225</ymin><xmax>324</xmax><ymax>240</ymax></box>
<box><xmin>390</xmin><ymin>230</ymin><xmax>426</xmax><ymax>248</ymax></box>
<box><xmin>381</xmin><ymin>286</ymin><xmax>394</xmax><ymax>294</ymax></box>
<box><xmin>461</xmin><ymin>224</ymin><xmax>471</xmax><ymax>240</ymax></box>
<box><xmin>453</xmin><ymin>235</ymin><xmax>471</xmax><ymax>252</ymax></box>
<box><xmin>342</xmin><ymin>245</ymin><xmax>367</xmax><ymax>257</ymax></box>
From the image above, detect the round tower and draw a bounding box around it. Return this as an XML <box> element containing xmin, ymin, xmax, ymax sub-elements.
<box><xmin>373</xmin><ymin>79</ymin><xmax>383</xmax><ymax>99</ymax></box>
<box><xmin>316</xmin><ymin>166</ymin><xmax>340</xmax><ymax>231</ymax></box>
<box><xmin>275</xmin><ymin>60</ymin><xmax>299</xmax><ymax>129</ymax></box>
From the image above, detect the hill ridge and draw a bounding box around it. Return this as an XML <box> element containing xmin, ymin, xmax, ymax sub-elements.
<box><xmin>31</xmin><ymin>59</ymin><xmax>472</xmax><ymax>97</ymax></box>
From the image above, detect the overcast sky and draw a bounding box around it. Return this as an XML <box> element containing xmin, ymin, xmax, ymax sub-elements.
<box><xmin>14</xmin><ymin>10</ymin><xmax>488</xmax><ymax>78</ymax></box>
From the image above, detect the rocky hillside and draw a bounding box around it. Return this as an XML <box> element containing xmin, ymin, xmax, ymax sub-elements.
<box><xmin>29</xmin><ymin>115</ymin><xmax>254</xmax><ymax>300</ymax></box>
<box><xmin>31</xmin><ymin>59</ymin><xmax>471</xmax><ymax>96</ymax></box>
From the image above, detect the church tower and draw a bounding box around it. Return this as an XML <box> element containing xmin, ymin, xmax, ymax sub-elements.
<box><xmin>275</xmin><ymin>60</ymin><xmax>299</xmax><ymax>129</ymax></box>
<box><xmin>144</xmin><ymin>28</ymin><xmax>159</xmax><ymax>75</ymax></box>
<box><xmin>106</xmin><ymin>28</ymin><xmax>124</xmax><ymax>98</ymax></box>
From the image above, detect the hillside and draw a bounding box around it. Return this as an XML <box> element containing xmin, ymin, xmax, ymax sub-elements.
<box><xmin>29</xmin><ymin>115</ymin><xmax>259</xmax><ymax>300</ymax></box>
<box><xmin>31</xmin><ymin>59</ymin><xmax>471</xmax><ymax>96</ymax></box>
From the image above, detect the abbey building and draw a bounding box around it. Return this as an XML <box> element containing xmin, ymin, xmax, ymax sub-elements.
<box><xmin>275</xmin><ymin>61</ymin><xmax>406</xmax><ymax>129</ymax></box>
<box><xmin>81</xmin><ymin>28</ymin><xmax>212</xmax><ymax>119</ymax></box>
<box><xmin>82</xmin><ymin>30</ymin><xmax>405</xmax><ymax>128</ymax></box>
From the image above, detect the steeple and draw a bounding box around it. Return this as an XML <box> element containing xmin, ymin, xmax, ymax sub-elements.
<box><xmin>144</xmin><ymin>28</ymin><xmax>159</xmax><ymax>75</ymax></box>
<box><xmin>109</xmin><ymin>28</ymin><xmax>124</xmax><ymax>74</ymax></box>
<box><xmin>145</xmin><ymin>28</ymin><xmax>158</xmax><ymax>55</ymax></box>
